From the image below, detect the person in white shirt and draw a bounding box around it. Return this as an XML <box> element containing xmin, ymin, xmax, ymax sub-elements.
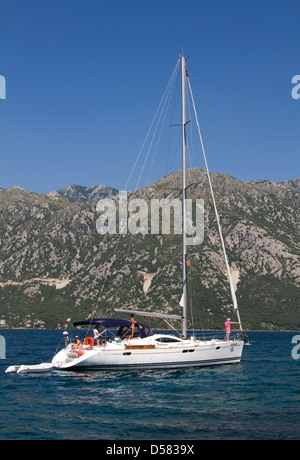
<box><xmin>93</xmin><ymin>325</ymin><xmax>103</xmax><ymax>345</ymax></box>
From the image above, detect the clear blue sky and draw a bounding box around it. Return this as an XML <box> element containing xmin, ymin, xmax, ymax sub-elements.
<box><xmin>0</xmin><ymin>0</ymin><xmax>299</xmax><ymax>193</ymax></box>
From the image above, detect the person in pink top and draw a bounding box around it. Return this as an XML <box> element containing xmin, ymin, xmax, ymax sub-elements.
<box><xmin>225</xmin><ymin>318</ymin><xmax>239</xmax><ymax>342</ymax></box>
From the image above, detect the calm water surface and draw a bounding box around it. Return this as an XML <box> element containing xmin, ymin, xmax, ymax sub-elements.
<box><xmin>0</xmin><ymin>330</ymin><xmax>299</xmax><ymax>440</ymax></box>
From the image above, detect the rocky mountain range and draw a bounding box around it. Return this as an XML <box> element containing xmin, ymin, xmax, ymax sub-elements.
<box><xmin>0</xmin><ymin>169</ymin><xmax>299</xmax><ymax>330</ymax></box>
<box><xmin>57</xmin><ymin>184</ymin><xmax>118</xmax><ymax>203</ymax></box>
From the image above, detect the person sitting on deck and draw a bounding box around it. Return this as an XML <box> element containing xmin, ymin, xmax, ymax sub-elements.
<box><xmin>74</xmin><ymin>336</ymin><xmax>81</xmax><ymax>347</ymax></box>
<box><xmin>71</xmin><ymin>336</ymin><xmax>82</xmax><ymax>354</ymax></box>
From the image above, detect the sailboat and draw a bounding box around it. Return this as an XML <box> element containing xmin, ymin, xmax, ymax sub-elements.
<box><xmin>52</xmin><ymin>56</ymin><xmax>246</xmax><ymax>371</ymax></box>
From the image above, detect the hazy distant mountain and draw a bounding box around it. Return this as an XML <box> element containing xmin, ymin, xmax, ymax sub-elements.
<box><xmin>57</xmin><ymin>184</ymin><xmax>118</xmax><ymax>203</ymax></box>
<box><xmin>0</xmin><ymin>170</ymin><xmax>299</xmax><ymax>330</ymax></box>
<box><xmin>280</xmin><ymin>178</ymin><xmax>300</xmax><ymax>190</ymax></box>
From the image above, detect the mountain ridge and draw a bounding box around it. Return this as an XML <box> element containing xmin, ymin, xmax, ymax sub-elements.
<box><xmin>1</xmin><ymin>172</ymin><xmax>299</xmax><ymax>200</ymax></box>
<box><xmin>0</xmin><ymin>169</ymin><xmax>299</xmax><ymax>330</ymax></box>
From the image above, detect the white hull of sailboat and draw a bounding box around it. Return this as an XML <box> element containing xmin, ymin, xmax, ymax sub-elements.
<box><xmin>52</xmin><ymin>337</ymin><xmax>244</xmax><ymax>371</ymax></box>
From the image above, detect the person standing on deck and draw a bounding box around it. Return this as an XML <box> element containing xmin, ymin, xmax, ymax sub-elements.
<box><xmin>225</xmin><ymin>318</ymin><xmax>239</xmax><ymax>342</ymax></box>
<box><xmin>93</xmin><ymin>325</ymin><xmax>103</xmax><ymax>345</ymax></box>
<box><xmin>130</xmin><ymin>314</ymin><xmax>138</xmax><ymax>339</ymax></box>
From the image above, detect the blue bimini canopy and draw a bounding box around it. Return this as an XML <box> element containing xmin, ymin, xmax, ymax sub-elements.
<box><xmin>73</xmin><ymin>318</ymin><xmax>153</xmax><ymax>339</ymax></box>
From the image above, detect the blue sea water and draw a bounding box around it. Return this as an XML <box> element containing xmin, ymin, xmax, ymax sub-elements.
<box><xmin>0</xmin><ymin>330</ymin><xmax>299</xmax><ymax>440</ymax></box>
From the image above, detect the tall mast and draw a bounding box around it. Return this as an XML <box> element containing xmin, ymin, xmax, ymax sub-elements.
<box><xmin>181</xmin><ymin>55</ymin><xmax>188</xmax><ymax>338</ymax></box>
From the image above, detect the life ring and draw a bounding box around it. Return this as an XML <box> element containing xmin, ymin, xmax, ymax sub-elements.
<box><xmin>84</xmin><ymin>337</ymin><xmax>94</xmax><ymax>348</ymax></box>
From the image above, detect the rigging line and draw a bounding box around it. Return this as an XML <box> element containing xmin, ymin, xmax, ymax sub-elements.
<box><xmin>136</xmin><ymin>80</ymin><xmax>172</xmax><ymax>189</ymax></box>
<box><xmin>187</xmin><ymin>263</ymin><xmax>195</xmax><ymax>335</ymax></box>
<box><xmin>136</xmin><ymin>61</ymin><xmax>180</xmax><ymax>191</ymax></box>
<box><xmin>111</xmin><ymin>64</ymin><xmax>180</xmax><ymax>294</ymax></box>
<box><xmin>187</xmin><ymin>77</ymin><xmax>243</xmax><ymax>332</ymax></box>
<box><xmin>187</xmin><ymin>259</ymin><xmax>205</xmax><ymax>341</ymax></box>
<box><xmin>92</xmin><ymin>62</ymin><xmax>181</xmax><ymax>319</ymax></box>
<box><xmin>186</xmin><ymin>84</ymin><xmax>195</xmax><ymax>170</ymax></box>
<box><xmin>89</xmin><ymin>228</ymin><xmax>133</xmax><ymax>323</ymax></box>
<box><xmin>91</xmin><ymin>238</ymin><xmax>123</xmax><ymax>314</ymax></box>
<box><xmin>123</xmin><ymin>59</ymin><xmax>180</xmax><ymax>192</ymax></box>
<box><xmin>146</xmin><ymin>64</ymin><xmax>179</xmax><ymax>185</ymax></box>
<box><xmin>165</xmin><ymin>67</ymin><xmax>181</xmax><ymax>176</ymax></box>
